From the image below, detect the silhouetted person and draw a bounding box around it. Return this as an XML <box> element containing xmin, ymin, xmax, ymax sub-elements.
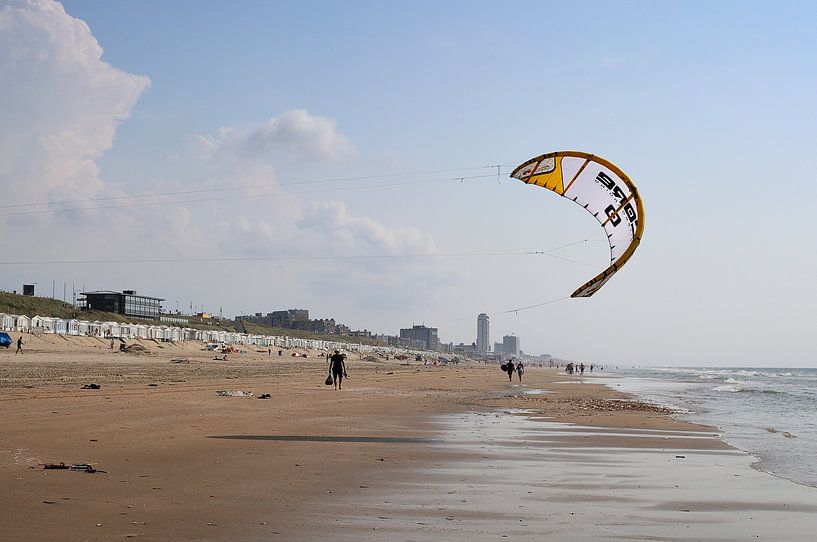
<box><xmin>516</xmin><ymin>361</ymin><xmax>524</xmax><ymax>382</ymax></box>
<box><xmin>580</xmin><ymin>363</ymin><xmax>585</xmax><ymax>375</ymax></box>
<box><xmin>506</xmin><ymin>360</ymin><xmax>515</xmax><ymax>381</ymax></box>
<box><xmin>329</xmin><ymin>350</ymin><xmax>347</xmax><ymax>390</ymax></box>
<box><xmin>16</xmin><ymin>336</ymin><xmax>23</xmax><ymax>354</ymax></box>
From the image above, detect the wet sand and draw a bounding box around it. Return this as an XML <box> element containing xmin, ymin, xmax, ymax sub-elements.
<box><xmin>312</xmin><ymin>412</ymin><xmax>817</xmax><ymax>541</ymax></box>
<box><xmin>1</xmin><ymin>336</ymin><xmax>814</xmax><ymax>540</ymax></box>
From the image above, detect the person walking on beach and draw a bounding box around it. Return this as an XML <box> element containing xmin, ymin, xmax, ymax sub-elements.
<box><xmin>506</xmin><ymin>359</ymin><xmax>515</xmax><ymax>382</ymax></box>
<box><xmin>16</xmin><ymin>336</ymin><xmax>23</xmax><ymax>354</ymax></box>
<box><xmin>516</xmin><ymin>361</ymin><xmax>525</xmax><ymax>382</ymax></box>
<box><xmin>328</xmin><ymin>350</ymin><xmax>347</xmax><ymax>390</ymax></box>
<box><xmin>579</xmin><ymin>363</ymin><xmax>585</xmax><ymax>375</ymax></box>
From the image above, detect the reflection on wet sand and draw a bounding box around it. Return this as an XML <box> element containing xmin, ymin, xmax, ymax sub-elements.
<box><xmin>311</xmin><ymin>411</ymin><xmax>817</xmax><ymax>541</ymax></box>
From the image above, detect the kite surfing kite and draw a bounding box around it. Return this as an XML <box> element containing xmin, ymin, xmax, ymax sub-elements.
<box><xmin>511</xmin><ymin>151</ymin><xmax>644</xmax><ymax>298</ymax></box>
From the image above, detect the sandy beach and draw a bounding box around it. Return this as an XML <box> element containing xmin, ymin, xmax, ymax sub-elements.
<box><xmin>1</xmin><ymin>336</ymin><xmax>815</xmax><ymax>541</ymax></box>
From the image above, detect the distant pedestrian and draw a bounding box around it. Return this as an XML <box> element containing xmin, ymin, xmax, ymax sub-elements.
<box><xmin>590</xmin><ymin>364</ymin><xmax>594</xmax><ymax>372</ymax></box>
<box><xmin>579</xmin><ymin>363</ymin><xmax>585</xmax><ymax>375</ymax></box>
<box><xmin>328</xmin><ymin>350</ymin><xmax>347</xmax><ymax>390</ymax></box>
<box><xmin>506</xmin><ymin>360</ymin><xmax>515</xmax><ymax>382</ymax></box>
<box><xmin>516</xmin><ymin>361</ymin><xmax>525</xmax><ymax>382</ymax></box>
<box><xmin>16</xmin><ymin>336</ymin><xmax>23</xmax><ymax>354</ymax></box>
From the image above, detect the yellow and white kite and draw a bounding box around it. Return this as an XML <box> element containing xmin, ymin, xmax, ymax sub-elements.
<box><xmin>511</xmin><ymin>151</ymin><xmax>644</xmax><ymax>298</ymax></box>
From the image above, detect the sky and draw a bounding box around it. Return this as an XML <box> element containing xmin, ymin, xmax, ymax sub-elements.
<box><xmin>1</xmin><ymin>0</ymin><xmax>816</xmax><ymax>366</ymax></box>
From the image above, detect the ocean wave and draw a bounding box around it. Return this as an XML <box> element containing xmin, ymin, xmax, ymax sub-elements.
<box><xmin>713</xmin><ymin>384</ymin><xmax>742</xmax><ymax>392</ymax></box>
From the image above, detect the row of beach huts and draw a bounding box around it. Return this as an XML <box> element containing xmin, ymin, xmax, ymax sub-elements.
<box><xmin>0</xmin><ymin>312</ymin><xmax>397</xmax><ymax>354</ymax></box>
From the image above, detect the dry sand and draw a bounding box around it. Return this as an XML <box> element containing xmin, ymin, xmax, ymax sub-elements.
<box><xmin>1</xmin><ymin>335</ymin><xmax>815</xmax><ymax>540</ymax></box>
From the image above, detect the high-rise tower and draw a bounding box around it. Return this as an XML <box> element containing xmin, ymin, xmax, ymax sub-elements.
<box><xmin>476</xmin><ymin>313</ymin><xmax>490</xmax><ymax>355</ymax></box>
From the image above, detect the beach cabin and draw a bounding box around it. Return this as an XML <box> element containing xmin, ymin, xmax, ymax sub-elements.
<box><xmin>170</xmin><ymin>328</ymin><xmax>181</xmax><ymax>342</ymax></box>
<box><xmin>136</xmin><ymin>324</ymin><xmax>148</xmax><ymax>339</ymax></box>
<box><xmin>108</xmin><ymin>323</ymin><xmax>121</xmax><ymax>338</ymax></box>
<box><xmin>147</xmin><ymin>325</ymin><xmax>162</xmax><ymax>340</ymax></box>
<box><xmin>54</xmin><ymin>318</ymin><xmax>68</xmax><ymax>335</ymax></box>
<box><xmin>67</xmin><ymin>319</ymin><xmax>79</xmax><ymax>335</ymax></box>
<box><xmin>30</xmin><ymin>315</ymin><xmax>45</xmax><ymax>331</ymax></box>
<box><xmin>0</xmin><ymin>313</ymin><xmax>13</xmax><ymax>331</ymax></box>
<box><xmin>88</xmin><ymin>321</ymin><xmax>102</xmax><ymax>337</ymax></box>
<box><xmin>14</xmin><ymin>315</ymin><xmax>30</xmax><ymax>332</ymax></box>
<box><xmin>40</xmin><ymin>317</ymin><xmax>57</xmax><ymax>334</ymax></box>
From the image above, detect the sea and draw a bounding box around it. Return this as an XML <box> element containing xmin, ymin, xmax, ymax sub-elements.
<box><xmin>593</xmin><ymin>367</ymin><xmax>817</xmax><ymax>488</ymax></box>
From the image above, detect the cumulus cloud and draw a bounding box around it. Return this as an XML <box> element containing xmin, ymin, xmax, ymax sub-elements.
<box><xmin>0</xmin><ymin>0</ymin><xmax>150</xmax><ymax>208</ymax></box>
<box><xmin>196</xmin><ymin>109</ymin><xmax>356</xmax><ymax>164</ymax></box>
<box><xmin>297</xmin><ymin>201</ymin><xmax>437</xmax><ymax>256</ymax></box>
<box><xmin>205</xmin><ymin>198</ymin><xmax>453</xmax><ymax>313</ymax></box>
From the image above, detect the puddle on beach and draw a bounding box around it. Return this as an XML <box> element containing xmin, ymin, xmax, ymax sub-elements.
<box><xmin>522</xmin><ymin>388</ymin><xmax>548</xmax><ymax>395</ymax></box>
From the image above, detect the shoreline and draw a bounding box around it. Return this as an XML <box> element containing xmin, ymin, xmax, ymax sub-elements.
<box><xmin>1</xmin><ymin>337</ymin><xmax>814</xmax><ymax>540</ymax></box>
<box><xmin>591</xmin><ymin>368</ymin><xmax>817</xmax><ymax>490</ymax></box>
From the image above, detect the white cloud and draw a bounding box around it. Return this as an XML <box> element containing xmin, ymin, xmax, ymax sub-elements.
<box><xmin>197</xmin><ymin>109</ymin><xmax>357</xmax><ymax>164</ymax></box>
<box><xmin>297</xmin><ymin>201</ymin><xmax>437</xmax><ymax>256</ymax></box>
<box><xmin>0</xmin><ymin>0</ymin><xmax>150</xmax><ymax>208</ymax></box>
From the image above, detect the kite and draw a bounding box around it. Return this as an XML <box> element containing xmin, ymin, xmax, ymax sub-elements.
<box><xmin>511</xmin><ymin>151</ymin><xmax>644</xmax><ymax>298</ymax></box>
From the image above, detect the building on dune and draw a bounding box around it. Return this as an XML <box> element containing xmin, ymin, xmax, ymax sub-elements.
<box><xmin>78</xmin><ymin>290</ymin><xmax>164</xmax><ymax>320</ymax></box>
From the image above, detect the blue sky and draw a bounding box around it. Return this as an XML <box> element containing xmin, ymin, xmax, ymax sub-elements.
<box><xmin>2</xmin><ymin>0</ymin><xmax>816</xmax><ymax>365</ymax></box>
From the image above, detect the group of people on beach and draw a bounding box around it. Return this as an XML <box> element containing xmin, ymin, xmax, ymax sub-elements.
<box><xmin>564</xmin><ymin>362</ymin><xmax>599</xmax><ymax>375</ymax></box>
<box><xmin>503</xmin><ymin>359</ymin><xmax>524</xmax><ymax>382</ymax></box>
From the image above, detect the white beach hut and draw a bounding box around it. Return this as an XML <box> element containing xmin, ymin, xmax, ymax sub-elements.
<box><xmin>67</xmin><ymin>319</ymin><xmax>80</xmax><ymax>335</ymax></box>
<box><xmin>41</xmin><ymin>317</ymin><xmax>57</xmax><ymax>333</ymax></box>
<box><xmin>136</xmin><ymin>324</ymin><xmax>148</xmax><ymax>339</ymax></box>
<box><xmin>30</xmin><ymin>315</ymin><xmax>44</xmax><ymax>331</ymax></box>
<box><xmin>15</xmin><ymin>315</ymin><xmax>30</xmax><ymax>332</ymax></box>
<box><xmin>0</xmin><ymin>313</ymin><xmax>14</xmax><ymax>331</ymax></box>
<box><xmin>78</xmin><ymin>320</ymin><xmax>90</xmax><ymax>335</ymax></box>
<box><xmin>88</xmin><ymin>321</ymin><xmax>103</xmax><ymax>337</ymax></box>
<box><xmin>54</xmin><ymin>318</ymin><xmax>68</xmax><ymax>335</ymax></box>
<box><xmin>108</xmin><ymin>323</ymin><xmax>121</xmax><ymax>338</ymax></box>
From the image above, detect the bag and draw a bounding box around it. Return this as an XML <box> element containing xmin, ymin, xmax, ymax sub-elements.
<box><xmin>500</xmin><ymin>364</ymin><xmax>507</xmax><ymax>371</ymax></box>
<box><xmin>325</xmin><ymin>374</ymin><xmax>334</xmax><ymax>386</ymax></box>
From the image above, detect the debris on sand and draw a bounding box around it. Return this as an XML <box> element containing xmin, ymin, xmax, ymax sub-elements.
<box><xmin>258</xmin><ymin>393</ymin><xmax>271</xmax><ymax>399</ymax></box>
<box><xmin>42</xmin><ymin>462</ymin><xmax>96</xmax><ymax>473</ymax></box>
<box><xmin>81</xmin><ymin>383</ymin><xmax>101</xmax><ymax>390</ymax></box>
<box><xmin>215</xmin><ymin>390</ymin><xmax>254</xmax><ymax>397</ymax></box>
<box><xmin>122</xmin><ymin>343</ymin><xmax>148</xmax><ymax>354</ymax></box>
<box><xmin>170</xmin><ymin>357</ymin><xmax>189</xmax><ymax>363</ymax></box>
